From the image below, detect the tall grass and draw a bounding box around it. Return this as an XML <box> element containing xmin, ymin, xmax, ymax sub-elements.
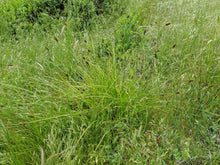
<box><xmin>0</xmin><ymin>0</ymin><xmax>219</xmax><ymax>164</ymax></box>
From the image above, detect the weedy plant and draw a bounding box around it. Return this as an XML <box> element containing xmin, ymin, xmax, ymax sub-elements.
<box><xmin>0</xmin><ymin>0</ymin><xmax>127</xmax><ymax>38</ymax></box>
<box><xmin>114</xmin><ymin>6</ymin><xmax>147</xmax><ymax>53</ymax></box>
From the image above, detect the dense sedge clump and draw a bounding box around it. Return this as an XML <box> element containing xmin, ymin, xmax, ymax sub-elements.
<box><xmin>0</xmin><ymin>0</ymin><xmax>219</xmax><ymax>164</ymax></box>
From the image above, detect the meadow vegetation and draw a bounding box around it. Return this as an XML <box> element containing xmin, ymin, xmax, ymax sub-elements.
<box><xmin>0</xmin><ymin>0</ymin><xmax>219</xmax><ymax>164</ymax></box>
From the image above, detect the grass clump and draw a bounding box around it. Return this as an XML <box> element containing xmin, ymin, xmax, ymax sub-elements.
<box><xmin>0</xmin><ymin>0</ymin><xmax>219</xmax><ymax>164</ymax></box>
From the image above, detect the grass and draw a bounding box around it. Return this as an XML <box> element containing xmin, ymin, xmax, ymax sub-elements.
<box><xmin>0</xmin><ymin>0</ymin><xmax>219</xmax><ymax>164</ymax></box>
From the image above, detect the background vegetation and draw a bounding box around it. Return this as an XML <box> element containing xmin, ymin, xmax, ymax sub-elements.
<box><xmin>0</xmin><ymin>0</ymin><xmax>219</xmax><ymax>164</ymax></box>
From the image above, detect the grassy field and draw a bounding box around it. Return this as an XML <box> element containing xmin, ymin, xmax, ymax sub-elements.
<box><xmin>0</xmin><ymin>0</ymin><xmax>219</xmax><ymax>164</ymax></box>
